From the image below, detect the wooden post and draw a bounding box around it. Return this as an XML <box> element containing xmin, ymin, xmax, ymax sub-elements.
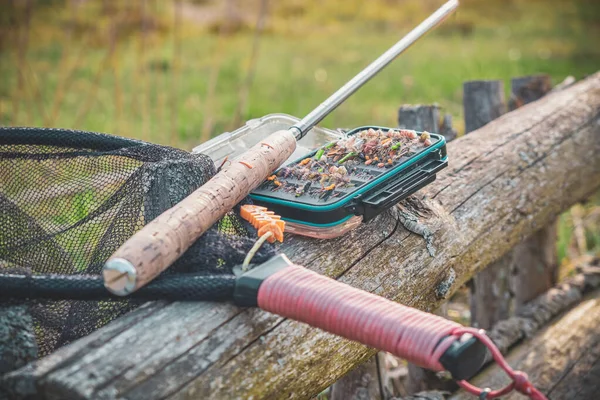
<box><xmin>397</xmin><ymin>105</ymin><xmax>440</xmax><ymax>133</ymax></box>
<box><xmin>330</xmin><ymin>353</ymin><xmax>385</xmax><ymax>400</ymax></box>
<box><xmin>397</xmin><ymin>104</ymin><xmax>458</xmax><ymax>143</ymax></box>
<box><xmin>439</xmin><ymin>113</ymin><xmax>457</xmax><ymax>142</ymax></box>
<box><xmin>333</xmin><ymin>105</ymin><xmax>459</xmax><ymax>398</ymax></box>
<box><xmin>508</xmin><ymin>74</ymin><xmax>552</xmax><ymax>111</ymax></box>
<box><xmin>508</xmin><ymin>75</ymin><xmax>558</xmax><ymax>307</ymax></box>
<box><xmin>466</xmin><ymin>75</ymin><xmax>558</xmax><ymax>325</ymax></box>
<box><xmin>463</xmin><ymin>80</ymin><xmax>510</xmax><ymax>329</ymax></box>
<box><xmin>463</xmin><ymin>81</ymin><xmax>506</xmax><ymax>134</ymax></box>
<box><xmin>5</xmin><ymin>74</ymin><xmax>599</xmax><ymax>400</ymax></box>
<box><xmin>510</xmin><ymin>224</ymin><xmax>558</xmax><ymax>308</ymax></box>
<box><xmin>399</xmin><ymin>105</ymin><xmax>457</xmax><ymax>394</ymax></box>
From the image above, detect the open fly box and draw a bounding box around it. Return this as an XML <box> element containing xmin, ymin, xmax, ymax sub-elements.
<box><xmin>249</xmin><ymin>126</ymin><xmax>448</xmax><ymax>239</ymax></box>
<box><xmin>192</xmin><ymin>115</ymin><xmax>447</xmax><ymax>239</ymax></box>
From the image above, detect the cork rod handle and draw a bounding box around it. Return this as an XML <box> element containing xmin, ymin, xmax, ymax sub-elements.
<box><xmin>102</xmin><ymin>129</ymin><xmax>297</xmax><ymax>295</ymax></box>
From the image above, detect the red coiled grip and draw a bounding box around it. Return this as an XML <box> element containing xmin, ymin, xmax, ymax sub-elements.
<box><xmin>257</xmin><ymin>264</ymin><xmax>460</xmax><ymax>371</ymax></box>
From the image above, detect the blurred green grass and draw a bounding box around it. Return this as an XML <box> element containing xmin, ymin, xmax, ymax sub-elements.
<box><xmin>1</xmin><ymin>0</ymin><xmax>599</xmax><ymax>148</ymax></box>
<box><xmin>1</xmin><ymin>0</ymin><xmax>599</xmax><ymax>264</ymax></box>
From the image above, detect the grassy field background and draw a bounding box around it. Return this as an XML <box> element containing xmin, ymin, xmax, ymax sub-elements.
<box><xmin>1</xmin><ymin>0</ymin><xmax>599</xmax><ymax>265</ymax></box>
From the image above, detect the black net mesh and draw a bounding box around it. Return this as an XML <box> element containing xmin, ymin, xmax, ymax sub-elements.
<box><xmin>0</xmin><ymin>127</ymin><xmax>275</xmax><ymax>363</ymax></box>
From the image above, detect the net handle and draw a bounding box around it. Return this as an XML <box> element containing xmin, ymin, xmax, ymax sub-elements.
<box><xmin>256</xmin><ymin>264</ymin><xmax>548</xmax><ymax>399</ymax></box>
<box><xmin>103</xmin><ymin>129</ymin><xmax>297</xmax><ymax>295</ymax></box>
<box><xmin>257</xmin><ymin>264</ymin><xmax>461</xmax><ymax>371</ymax></box>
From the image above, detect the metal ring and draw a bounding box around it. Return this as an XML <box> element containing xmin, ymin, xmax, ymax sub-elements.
<box><xmin>479</xmin><ymin>388</ymin><xmax>492</xmax><ymax>399</ymax></box>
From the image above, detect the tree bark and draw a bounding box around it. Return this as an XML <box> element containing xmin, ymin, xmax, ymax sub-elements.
<box><xmin>3</xmin><ymin>73</ymin><xmax>600</xmax><ymax>400</ymax></box>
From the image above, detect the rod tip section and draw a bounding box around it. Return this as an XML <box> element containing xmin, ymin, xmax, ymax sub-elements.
<box><xmin>103</xmin><ymin>258</ymin><xmax>137</xmax><ymax>296</ymax></box>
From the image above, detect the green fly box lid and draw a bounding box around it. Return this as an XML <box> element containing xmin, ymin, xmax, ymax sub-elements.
<box><xmin>249</xmin><ymin>126</ymin><xmax>447</xmax><ymax>239</ymax></box>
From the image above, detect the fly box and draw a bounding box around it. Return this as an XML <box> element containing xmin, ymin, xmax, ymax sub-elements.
<box><xmin>249</xmin><ymin>126</ymin><xmax>447</xmax><ymax>239</ymax></box>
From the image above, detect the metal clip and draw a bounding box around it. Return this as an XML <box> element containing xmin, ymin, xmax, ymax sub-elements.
<box><xmin>479</xmin><ymin>388</ymin><xmax>492</xmax><ymax>399</ymax></box>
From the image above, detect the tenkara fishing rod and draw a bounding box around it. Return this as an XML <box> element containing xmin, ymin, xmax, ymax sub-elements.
<box><xmin>102</xmin><ymin>0</ymin><xmax>461</xmax><ymax>296</ymax></box>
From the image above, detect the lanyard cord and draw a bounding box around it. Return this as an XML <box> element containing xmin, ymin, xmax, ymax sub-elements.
<box><xmin>452</xmin><ymin>327</ymin><xmax>548</xmax><ymax>400</ymax></box>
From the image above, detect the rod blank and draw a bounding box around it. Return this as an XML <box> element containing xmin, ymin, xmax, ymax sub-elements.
<box><xmin>292</xmin><ymin>0</ymin><xmax>459</xmax><ymax>138</ymax></box>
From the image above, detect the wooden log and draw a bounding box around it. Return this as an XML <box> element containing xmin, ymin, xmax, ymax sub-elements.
<box><xmin>412</xmin><ymin>259</ymin><xmax>599</xmax><ymax>399</ymax></box>
<box><xmin>3</xmin><ymin>73</ymin><xmax>600</xmax><ymax>400</ymax></box>
<box><xmin>450</xmin><ymin>288</ymin><xmax>600</xmax><ymax>400</ymax></box>
<box><xmin>0</xmin><ymin>303</ymin><xmax>37</xmax><ymax>375</ymax></box>
<box><xmin>463</xmin><ymin>79</ymin><xmax>511</xmax><ymax>330</ymax></box>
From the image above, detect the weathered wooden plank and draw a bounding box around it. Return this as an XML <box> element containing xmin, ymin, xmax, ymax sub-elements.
<box><xmin>1</xmin><ymin>301</ymin><xmax>167</xmax><ymax>398</ymax></box>
<box><xmin>450</xmin><ymin>289</ymin><xmax>600</xmax><ymax>400</ymax></box>
<box><xmin>3</xmin><ymin>72</ymin><xmax>600</xmax><ymax>400</ymax></box>
<box><xmin>547</xmin><ymin>335</ymin><xmax>600</xmax><ymax>399</ymax></box>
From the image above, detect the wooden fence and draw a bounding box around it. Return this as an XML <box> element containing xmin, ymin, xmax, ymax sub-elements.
<box><xmin>3</xmin><ymin>72</ymin><xmax>600</xmax><ymax>400</ymax></box>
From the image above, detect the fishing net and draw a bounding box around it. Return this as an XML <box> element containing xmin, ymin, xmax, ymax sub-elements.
<box><xmin>0</xmin><ymin>127</ymin><xmax>276</xmax><ymax>369</ymax></box>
